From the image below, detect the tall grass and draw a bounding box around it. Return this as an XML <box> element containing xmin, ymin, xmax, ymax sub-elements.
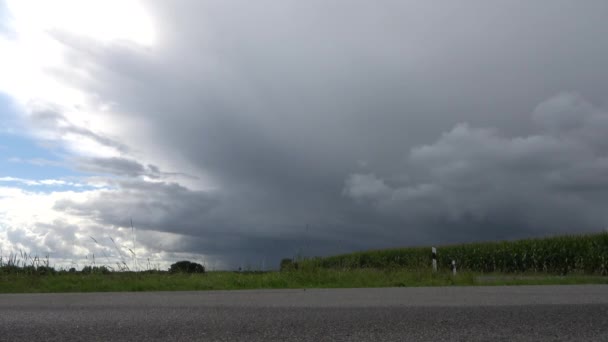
<box><xmin>301</xmin><ymin>233</ymin><xmax>608</xmax><ymax>275</ymax></box>
<box><xmin>0</xmin><ymin>230</ymin><xmax>161</xmax><ymax>275</ymax></box>
<box><xmin>0</xmin><ymin>250</ymin><xmax>55</xmax><ymax>275</ymax></box>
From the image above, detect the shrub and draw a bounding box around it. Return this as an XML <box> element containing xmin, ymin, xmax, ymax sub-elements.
<box><xmin>81</xmin><ymin>266</ymin><xmax>111</xmax><ymax>274</ymax></box>
<box><xmin>36</xmin><ymin>266</ymin><xmax>56</xmax><ymax>275</ymax></box>
<box><xmin>280</xmin><ymin>258</ymin><xmax>298</xmax><ymax>271</ymax></box>
<box><xmin>169</xmin><ymin>260</ymin><xmax>205</xmax><ymax>274</ymax></box>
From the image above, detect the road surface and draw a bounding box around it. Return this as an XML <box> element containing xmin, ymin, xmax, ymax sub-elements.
<box><xmin>1</xmin><ymin>285</ymin><xmax>607</xmax><ymax>341</ymax></box>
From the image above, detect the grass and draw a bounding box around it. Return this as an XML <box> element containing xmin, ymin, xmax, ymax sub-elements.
<box><xmin>0</xmin><ymin>269</ymin><xmax>606</xmax><ymax>293</ymax></box>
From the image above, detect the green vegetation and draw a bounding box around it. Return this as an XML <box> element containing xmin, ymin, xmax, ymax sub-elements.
<box><xmin>301</xmin><ymin>232</ymin><xmax>608</xmax><ymax>275</ymax></box>
<box><xmin>1</xmin><ymin>233</ymin><xmax>607</xmax><ymax>293</ymax></box>
<box><xmin>169</xmin><ymin>260</ymin><xmax>205</xmax><ymax>274</ymax></box>
<box><xmin>1</xmin><ymin>269</ymin><xmax>607</xmax><ymax>293</ymax></box>
<box><xmin>280</xmin><ymin>258</ymin><xmax>298</xmax><ymax>271</ymax></box>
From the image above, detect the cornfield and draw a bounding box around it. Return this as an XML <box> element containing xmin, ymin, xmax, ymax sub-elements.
<box><xmin>302</xmin><ymin>233</ymin><xmax>608</xmax><ymax>275</ymax></box>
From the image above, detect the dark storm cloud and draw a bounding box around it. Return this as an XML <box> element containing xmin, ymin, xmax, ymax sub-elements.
<box><xmin>45</xmin><ymin>1</ymin><xmax>608</xmax><ymax>267</ymax></box>
<box><xmin>54</xmin><ymin>180</ymin><xmax>218</xmax><ymax>232</ymax></box>
<box><xmin>54</xmin><ymin>178</ymin><xmax>378</xmax><ymax>267</ymax></box>
<box><xmin>344</xmin><ymin>93</ymin><xmax>608</xmax><ymax>241</ymax></box>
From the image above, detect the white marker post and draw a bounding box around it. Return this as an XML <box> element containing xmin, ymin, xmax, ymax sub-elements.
<box><xmin>452</xmin><ymin>260</ymin><xmax>457</xmax><ymax>276</ymax></box>
<box><xmin>432</xmin><ymin>247</ymin><xmax>437</xmax><ymax>272</ymax></box>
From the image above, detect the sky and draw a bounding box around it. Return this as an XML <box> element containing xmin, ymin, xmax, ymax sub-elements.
<box><xmin>1</xmin><ymin>0</ymin><xmax>608</xmax><ymax>270</ymax></box>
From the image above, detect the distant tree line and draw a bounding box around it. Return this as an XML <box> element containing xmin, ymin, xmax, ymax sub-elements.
<box><xmin>0</xmin><ymin>260</ymin><xmax>206</xmax><ymax>275</ymax></box>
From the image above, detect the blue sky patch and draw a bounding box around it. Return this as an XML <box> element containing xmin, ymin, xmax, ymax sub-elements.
<box><xmin>0</xmin><ymin>93</ymin><xmax>95</xmax><ymax>192</ymax></box>
<box><xmin>0</xmin><ymin>0</ymin><xmax>13</xmax><ymax>37</ymax></box>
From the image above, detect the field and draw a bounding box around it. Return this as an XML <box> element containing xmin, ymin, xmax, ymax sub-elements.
<box><xmin>1</xmin><ymin>233</ymin><xmax>607</xmax><ymax>293</ymax></box>
<box><xmin>300</xmin><ymin>232</ymin><xmax>608</xmax><ymax>274</ymax></box>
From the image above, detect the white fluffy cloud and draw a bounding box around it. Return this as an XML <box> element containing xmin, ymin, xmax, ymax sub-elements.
<box><xmin>0</xmin><ymin>184</ymin><xmax>221</xmax><ymax>270</ymax></box>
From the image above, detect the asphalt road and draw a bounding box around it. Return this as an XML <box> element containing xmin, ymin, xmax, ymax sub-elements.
<box><xmin>1</xmin><ymin>285</ymin><xmax>607</xmax><ymax>341</ymax></box>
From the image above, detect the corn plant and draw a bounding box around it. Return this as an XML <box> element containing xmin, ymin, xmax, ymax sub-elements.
<box><xmin>301</xmin><ymin>232</ymin><xmax>608</xmax><ymax>275</ymax></box>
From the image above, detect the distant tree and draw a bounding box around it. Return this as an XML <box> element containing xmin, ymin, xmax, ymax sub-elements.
<box><xmin>81</xmin><ymin>266</ymin><xmax>110</xmax><ymax>274</ymax></box>
<box><xmin>36</xmin><ymin>266</ymin><xmax>56</xmax><ymax>275</ymax></box>
<box><xmin>169</xmin><ymin>261</ymin><xmax>205</xmax><ymax>274</ymax></box>
<box><xmin>280</xmin><ymin>258</ymin><xmax>298</xmax><ymax>271</ymax></box>
<box><xmin>22</xmin><ymin>266</ymin><xmax>36</xmax><ymax>274</ymax></box>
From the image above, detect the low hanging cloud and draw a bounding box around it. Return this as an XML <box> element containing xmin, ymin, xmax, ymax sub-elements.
<box><xmin>345</xmin><ymin>93</ymin><xmax>608</xmax><ymax>242</ymax></box>
<box><xmin>54</xmin><ymin>180</ymin><xmax>219</xmax><ymax>234</ymax></box>
<box><xmin>75</xmin><ymin>157</ymin><xmax>157</xmax><ymax>178</ymax></box>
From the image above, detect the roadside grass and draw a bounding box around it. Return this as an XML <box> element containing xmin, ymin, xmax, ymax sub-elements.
<box><xmin>1</xmin><ymin>269</ymin><xmax>606</xmax><ymax>293</ymax></box>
